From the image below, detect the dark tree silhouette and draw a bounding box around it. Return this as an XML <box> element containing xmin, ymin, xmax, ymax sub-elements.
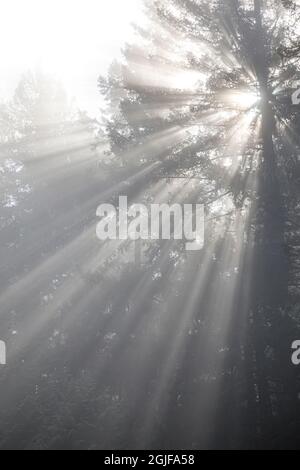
<box><xmin>99</xmin><ymin>0</ymin><xmax>300</xmax><ymax>448</ymax></box>
<box><xmin>1</xmin><ymin>0</ymin><xmax>300</xmax><ymax>451</ymax></box>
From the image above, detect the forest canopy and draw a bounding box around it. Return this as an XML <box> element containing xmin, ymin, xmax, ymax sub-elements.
<box><xmin>0</xmin><ymin>0</ymin><xmax>300</xmax><ymax>451</ymax></box>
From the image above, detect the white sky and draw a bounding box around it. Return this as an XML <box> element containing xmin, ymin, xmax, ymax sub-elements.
<box><xmin>0</xmin><ymin>0</ymin><xmax>143</xmax><ymax>117</ymax></box>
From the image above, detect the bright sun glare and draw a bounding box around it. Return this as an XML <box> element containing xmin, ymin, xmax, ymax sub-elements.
<box><xmin>231</xmin><ymin>91</ymin><xmax>260</xmax><ymax>109</ymax></box>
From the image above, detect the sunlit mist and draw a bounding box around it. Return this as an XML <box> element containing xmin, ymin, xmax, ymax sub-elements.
<box><xmin>0</xmin><ymin>0</ymin><xmax>143</xmax><ymax>116</ymax></box>
<box><xmin>0</xmin><ymin>0</ymin><xmax>300</xmax><ymax>452</ymax></box>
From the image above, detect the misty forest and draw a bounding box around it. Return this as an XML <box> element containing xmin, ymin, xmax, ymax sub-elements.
<box><xmin>1</xmin><ymin>0</ymin><xmax>300</xmax><ymax>450</ymax></box>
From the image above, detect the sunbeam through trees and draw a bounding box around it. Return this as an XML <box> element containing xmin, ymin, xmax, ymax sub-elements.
<box><xmin>0</xmin><ymin>0</ymin><xmax>300</xmax><ymax>451</ymax></box>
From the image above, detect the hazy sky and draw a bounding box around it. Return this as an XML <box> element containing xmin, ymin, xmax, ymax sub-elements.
<box><xmin>0</xmin><ymin>0</ymin><xmax>143</xmax><ymax>117</ymax></box>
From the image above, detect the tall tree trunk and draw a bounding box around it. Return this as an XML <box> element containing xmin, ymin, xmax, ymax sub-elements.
<box><xmin>238</xmin><ymin>0</ymin><xmax>291</xmax><ymax>448</ymax></box>
<box><xmin>253</xmin><ymin>0</ymin><xmax>289</xmax><ymax>308</ymax></box>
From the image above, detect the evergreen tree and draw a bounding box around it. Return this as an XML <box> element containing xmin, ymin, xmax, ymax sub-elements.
<box><xmin>99</xmin><ymin>0</ymin><xmax>300</xmax><ymax>448</ymax></box>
